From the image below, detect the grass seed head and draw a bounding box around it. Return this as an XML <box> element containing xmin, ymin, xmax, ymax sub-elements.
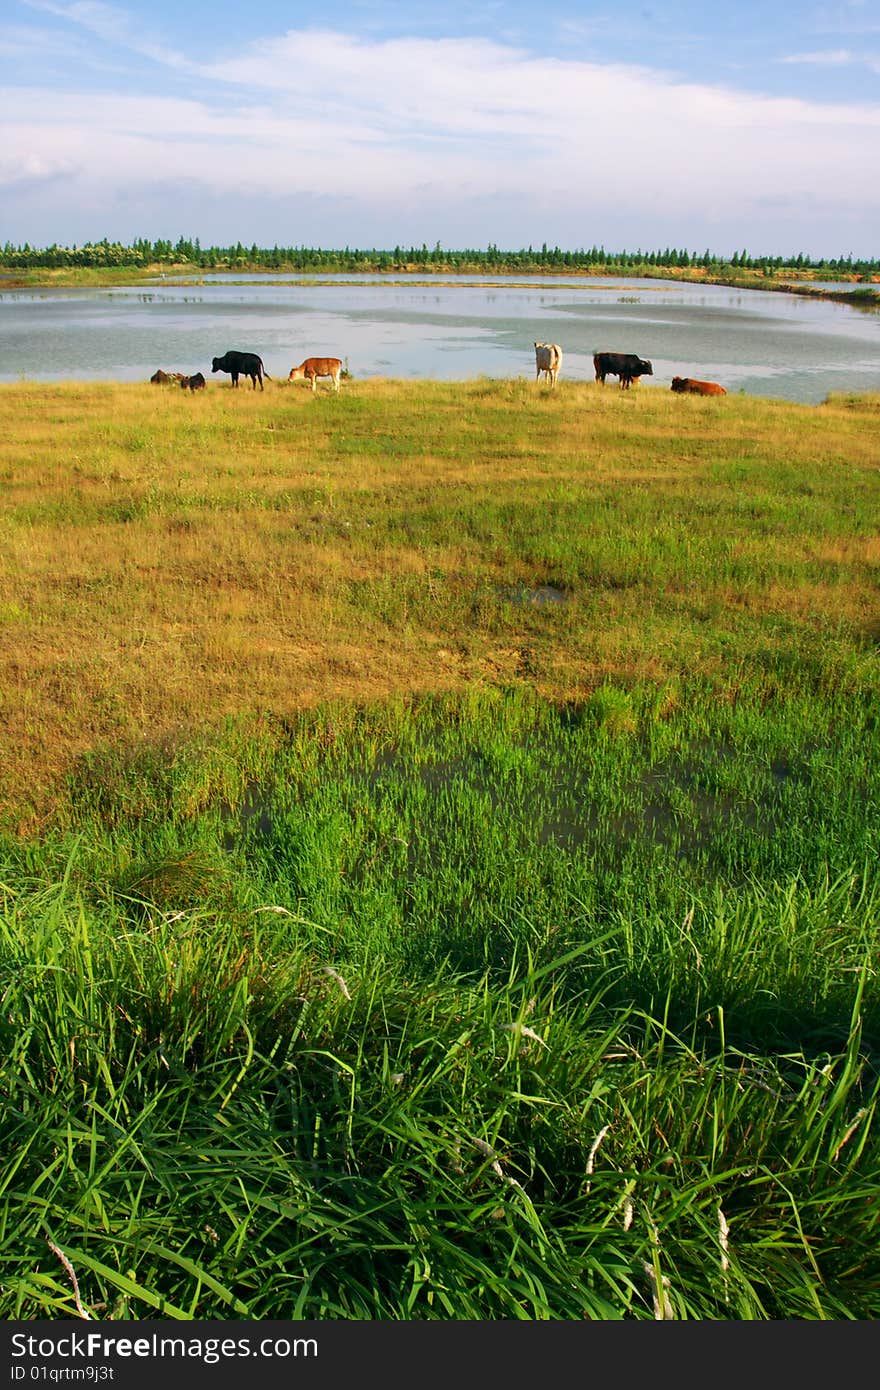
<box><xmin>321</xmin><ymin>966</ymin><xmax>352</xmax><ymax>999</ymax></box>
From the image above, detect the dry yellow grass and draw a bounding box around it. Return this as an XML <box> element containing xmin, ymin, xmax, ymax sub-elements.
<box><xmin>1</xmin><ymin>378</ymin><xmax>878</xmax><ymax>831</ymax></box>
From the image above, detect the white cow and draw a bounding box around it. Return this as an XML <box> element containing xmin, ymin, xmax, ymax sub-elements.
<box><xmin>534</xmin><ymin>341</ymin><xmax>562</xmax><ymax>387</ymax></box>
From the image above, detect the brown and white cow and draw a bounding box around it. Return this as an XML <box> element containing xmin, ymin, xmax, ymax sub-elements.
<box><xmin>534</xmin><ymin>342</ymin><xmax>562</xmax><ymax>387</ymax></box>
<box><xmin>288</xmin><ymin>357</ymin><xmax>343</xmax><ymax>392</ymax></box>
<box><xmin>671</xmin><ymin>376</ymin><xmax>727</xmax><ymax>396</ymax></box>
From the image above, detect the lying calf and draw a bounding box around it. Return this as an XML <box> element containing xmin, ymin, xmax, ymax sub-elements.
<box><xmin>671</xmin><ymin>376</ymin><xmax>727</xmax><ymax>396</ymax></box>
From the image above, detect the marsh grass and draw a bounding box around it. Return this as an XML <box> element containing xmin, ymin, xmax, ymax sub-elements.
<box><xmin>0</xmin><ymin>380</ymin><xmax>878</xmax><ymax>1319</ymax></box>
<box><xmin>1</xmin><ymin>676</ymin><xmax>878</xmax><ymax>1319</ymax></box>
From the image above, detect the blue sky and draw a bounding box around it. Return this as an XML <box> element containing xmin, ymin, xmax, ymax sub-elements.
<box><xmin>2</xmin><ymin>0</ymin><xmax>878</xmax><ymax>258</ymax></box>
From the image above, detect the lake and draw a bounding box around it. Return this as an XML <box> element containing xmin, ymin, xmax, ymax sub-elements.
<box><xmin>1</xmin><ymin>273</ymin><xmax>879</xmax><ymax>404</ymax></box>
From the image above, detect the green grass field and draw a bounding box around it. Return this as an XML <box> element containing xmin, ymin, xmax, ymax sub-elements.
<box><xmin>1</xmin><ymin>379</ymin><xmax>878</xmax><ymax>1318</ymax></box>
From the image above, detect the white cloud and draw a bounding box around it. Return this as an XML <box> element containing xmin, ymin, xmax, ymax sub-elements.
<box><xmin>190</xmin><ymin>29</ymin><xmax>880</xmax><ymax>135</ymax></box>
<box><xmin>0</xmin><ymin>151</ymin><xmax>80</xmax><ymax>192</ymax></box>
<box><xmin>779</xmin><ymin>45</ymin><xmax>880</xmax><ymax>76</ymax></box>
<box><xmin>2</xmin><ymin>19</ymin><xmax>879</xmax><ymax>252</ymax></box>
<box><xmin>781</xmin><ymin>49</ymin><xmax>856</xmax><ymax>65</ymax></box>
<box><xmin>21</xmin><ymin>0</ymin><xmax>187</xmax><ymax>67</ymax></box>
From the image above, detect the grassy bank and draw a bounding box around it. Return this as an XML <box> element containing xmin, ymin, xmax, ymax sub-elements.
<box><xmin>1</xmin><ymin>379</ymin><xmax>878</xmax><ymax>1318</ymax></box>
<box><xmin>1</xmin><ymin>378</ymin><xmax>878</xmax><ymax>831</ymax></box>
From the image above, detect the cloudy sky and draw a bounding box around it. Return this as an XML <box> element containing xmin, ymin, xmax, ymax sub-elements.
<box><xmin>2</xmin><ymin>0</ymin><xmax>878</xmax><ymax>258</ymax></box>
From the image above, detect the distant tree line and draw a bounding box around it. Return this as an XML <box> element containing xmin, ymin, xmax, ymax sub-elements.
<box><xmin>2</xmin><ymin>236</ymin><xmax>878</xmax><ymax>276</ymax></box>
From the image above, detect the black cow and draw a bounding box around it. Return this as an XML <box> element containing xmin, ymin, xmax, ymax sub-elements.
<box><xmin>593</xmin><ymin>352</ymin><xmax>653</xmax><ymax>389</ymax></box>
<box><xmin>211</xmin><ymin>349</ymin><xmax>269</xmax><ymax>390</ymax></box>
<box><xmin>181</xmin><ymin>372</ymin><xmax>206</xmax><ymax>391</ymax></box>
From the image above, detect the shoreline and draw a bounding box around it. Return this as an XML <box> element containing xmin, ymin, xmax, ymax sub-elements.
<box><xmin>2</xmin><ymin>262</ymin><xmax>878</xmax><ymax>310</ymax></box>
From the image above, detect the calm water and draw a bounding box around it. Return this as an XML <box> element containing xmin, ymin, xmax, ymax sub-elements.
<box><xmin>1</xmin><ymin>273</ymin><xmax>879</xmax><ymax>404</ymax></box>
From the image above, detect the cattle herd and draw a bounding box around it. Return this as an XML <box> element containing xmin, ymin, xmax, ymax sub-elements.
<box><xmin>534</xmin><ymin>345</ymin><xmax>726</xmax><ymax>395</ymax></box>
<box><xmin>151</xmin><ymin>350</ymin><xmax>342</xmax><ymax>394</ymax></box>
<box><xmin>150</xmin><ymin>345</ymin><xmax>727</xmax><ymax>397</ymax></box>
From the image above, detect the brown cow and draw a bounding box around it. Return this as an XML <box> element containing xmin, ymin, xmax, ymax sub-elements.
<box><xmin>288</xmin><ymin>357</ymin><xmax>343</xmax><ymax>392</ymax></box>
<box><xmin>180</xmin><ymin>372</ymin><xmax>206</xmax><ymax>391</ymax></box>
<box><xmin>671</xmin><ymin>376</ymin><xmax>727</xmax><ymax>396</ymax></box>
<box><xmin>150</xmin><ymin>370</ymin><xmax>185</xmax><ymax>384</ymax></box>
